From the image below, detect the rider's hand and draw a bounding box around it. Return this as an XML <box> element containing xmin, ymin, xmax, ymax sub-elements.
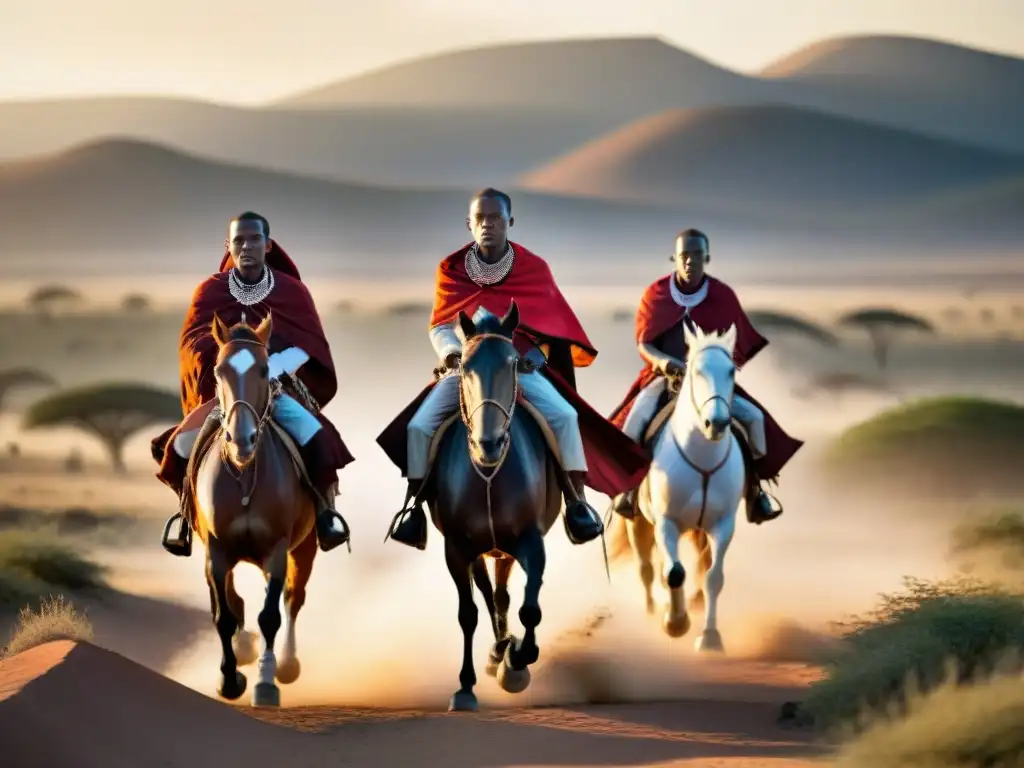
<box><xmin>443</xmin><ymin>353</ymin><xmax>462</xmax><ymax>371</ymax></box>
<box><xmin>662</xmin><ymin>360</ymin><xmax>684</xmax><ymax>378</ymax></box>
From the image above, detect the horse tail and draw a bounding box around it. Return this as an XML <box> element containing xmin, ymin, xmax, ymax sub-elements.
<box><xmin>605</xmin><ymin>512</ymin><xmax>633</xmax><ymax>564</ymax></box>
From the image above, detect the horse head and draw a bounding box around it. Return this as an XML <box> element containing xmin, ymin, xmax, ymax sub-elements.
<box><xmin>211</xmin><ymin>311</ymin><xmax>274</xmax><ymax>467</ymax></box>
<box><xmin>681</xmin><ymin>323</ymin><xmax>738</xmax><ymax>442</ymax></box>
<box><xmin>456</xmin><ymin>301</ymin><xmax>523</xmax><ymax>468</ymax></box>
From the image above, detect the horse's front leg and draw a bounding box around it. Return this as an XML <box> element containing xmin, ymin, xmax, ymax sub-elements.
<box><xmin>446</xmin><ymin>539</ymin><xmax>480</xmax><ymax>712</ymax></box>
<box><xmin>483</xmin><ymin>555</ymin><xmax>514</xmax><ymax>676</ymax></box>
<box><xmin>654</xmin><ymin>515</ymin><xmax>690</xmax><ymax>638</ymax></box>
<box><xmin>498</xmin><ymin>524</ymin><xmax>545</xmax><ymax>694</ymax></box>
<box><xmin>205</xmin><ymin>541</ymin><xmax>246</xmax><ymax>700</ymax></box>
<box><xmin>695</xmin><ymin>511</ymin><xmax>736</xmax><ymax>653</ymax></box>
<box><xmin>252</xmin><ymin>538</ymin><xmax>289</xmax><ymax>707</ymax></box>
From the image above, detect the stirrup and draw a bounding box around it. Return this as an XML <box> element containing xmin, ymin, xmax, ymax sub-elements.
<box><xmin>161</xmin><ymin>513</ymin><xmax>192</xmax><ymax>557</ymax></box>
<box><xmin>316</xmin><ymin>509</ymin><xmax>351</xmax><ymax>553</ymax></box>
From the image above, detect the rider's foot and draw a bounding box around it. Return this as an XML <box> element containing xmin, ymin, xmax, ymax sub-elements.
<box><xmin>161</xmin><ymin>511</ymin><xmax>193</xmax><ymax>558</ymax></box>
<box><xmin>748</xmin><ymin>489</ymin><xmax>783</xmax><ymax>525</ymax></box>
<box><xmin>564</xmin><ymin>472</ymin><xmax>604</xmax><ymax>545</ymax></box>
<box><xmin>315</xmin><ymin>504</ymin><xmax>350</xmax><ymax>552</ymax></box>
<box><xmin>389</xmin><ymin>480</ymin><xmax>428</xmax><ymax>550</ymax></box>
<box><xmin>612</xmin><ymin>488</ymin><xmax>636</xmax><ymax>519</ymax></box>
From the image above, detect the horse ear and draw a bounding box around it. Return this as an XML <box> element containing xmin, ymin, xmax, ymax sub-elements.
<box><xmin>500</xmin><ymin>300</ymin><xmax>520</xmax><ymax>334</ymax></box>
<box><xmin>254</xmin><ymin>310</ymin><xmax>273</xmax><ymax>345</ymax></box>
<box><xmin>457</xmin><ymin>310</ymin><xmax>475</xmax><ymax>341</ymax></box>
<box><xmin>721</xmin><ymin>324</ymin><xmax>738</xmax><ymax>353</ymax></box>
<box><xmin>682</xmin><ymin>321</ymin><xmax>696</xmax><ymax>352</ymax></box>
<box><xmin>211</xmin><ymin>313</ymin><xmax>229</xmax><ymax>346</ymax></box>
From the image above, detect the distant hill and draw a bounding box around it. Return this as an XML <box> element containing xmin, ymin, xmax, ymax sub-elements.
<box><xmin>518</xmin><ymin>104</ymin><xmax>1024</xmax><ymax>217</ymax></box>
<box><xmin>277</xmin><ymin>36</ymin><xmax>760</xmax><ymax>112</ymax></box>
<box><xmin>762</xmin><ymin>35</ymin><xmax>1024</xmax><ymax>155</ymax></box>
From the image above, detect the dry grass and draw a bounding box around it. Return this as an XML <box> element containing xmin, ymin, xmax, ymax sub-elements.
<box><xmin>2</xmin><ymin>594</ymin><xmax>94</xmax><ymax>657</ymax></box>
<box><xmin>833</xmin><ymin>668</ymin><xmax>1024</xmax><ymax>768</ymax></box>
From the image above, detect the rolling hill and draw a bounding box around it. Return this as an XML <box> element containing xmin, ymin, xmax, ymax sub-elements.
<box><xmin>518</xmin><ymin>104</ymin><xmax>1024</xmax><ymax>216</ymax></box>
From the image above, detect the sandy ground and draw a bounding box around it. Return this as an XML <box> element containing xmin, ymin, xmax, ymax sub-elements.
<box><xmin>0</xmin><ymin>280</ymin><xmax>1022</xmax><ymax>766</ymax></box>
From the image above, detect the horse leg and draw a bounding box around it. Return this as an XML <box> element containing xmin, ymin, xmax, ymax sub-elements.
<box><xmin>654</xmin><ymin>515</ymin><xmax>689</xmax><ymax>638</ymax></box>
<box><xmin>626</xmin><ymin>515</ymin><xmax>657</xmax><ymax>615</ymax></box>
<box><xmin>695</xmin><ymin>512</ymin><xmax>736</xmax><ymax>653</ymax></box>
<box><xmin>205</xmin><ymin>541</ymin><xmax>246</xmax><ymax>700</ymax></box>
<box><xmin>226</xmin><ymin>570</ymin><xmax>258</xmax><ymax>667</ymax></box>
<box><xmin>252</xmin><ymin>538</ymin><xmax>289</xmax><ymax>707</ymax></box>
<box><xmin>686</xmin><ymin>530</ymin><xmax>712</xmax><ymax>616</ymax></box>
<box><xmin>445</xmin><ymin>540</ymin><xmax>479</xmax><ymax>712</ymax></box>
<box><xmin>471</xmin><ymin>558</ymin><xmax>501</xmax><ymax>677</ymax></box>
<box><xmin>498</xmin><ymin>524</ymin><xmax>545</xmax><ymax>694</ymax></box>
<box><xmin>485</xmin><ymin>555</ymin><xmax>514</xmax><ymax>676</ymax></box>
<box><xmin>277</xmin><ymin>529</ymin><xmax>316</xmax><ymax>685</ymax></box>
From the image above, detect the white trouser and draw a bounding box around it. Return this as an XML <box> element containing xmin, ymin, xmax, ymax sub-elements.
<box><xmin>407</xmin><ymin>370</ymin><xmax>588</xmax><ymax>479</ymax></box>
<box><xmin>620</xmin><ymin>377</ymin><xmax>767</xmax><ymax>458</ymax></box>
<box><xmin>173</xmin><ymin>392</ymin><xmax>322</xmax><ymax>458</ymax></box>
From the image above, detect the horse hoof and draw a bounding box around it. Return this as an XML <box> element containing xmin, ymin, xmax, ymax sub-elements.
<box><xmin>218</xmin><ymin>671</ymin><xmax>247</xmax><ymax>701</ymax></box>
<box><xmin>233</xmin><ymin>630</ymin><xmax>259</xmax><ymax>667</ymax></box>
<box><xmin>485</xmin><ymin>655</ymin><xmax>501</xmax><ymax>677</ymax></box>
<box><xmin>662</xmin><ymin>612</ymin><xmax>691</xmax><ymax>639</ymax></box>
<box><xmin>448</xmin><ymin>690</ymin><xmax>479</xmax><ymax>712</ymax></box>
<box><xmin>695</xmin><ymin>629</ymin><xmax>725</xmax><ymax>653</ymax></box>
<box><xmin>497</xmin><ymin>659</ymin><xmax>532</xmax><ymax>694</ymax></box>
<box><xmin>275</xmin><ymin>656</ymin><xmax>301</xmax><ymax>684</ymax></box>
<box><xmin>666</xmin><ymin>563</ymin><xmax>685</xmax><ymax>590</ymax></box>
<box><xmin>252</xmin><ymin>682</ymin><xmax>281</xmax><ymax>708</ymax></box>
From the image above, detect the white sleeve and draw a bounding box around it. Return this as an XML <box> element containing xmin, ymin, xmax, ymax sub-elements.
<box><xmin>429</xmin><ymin>323</ymin><xmax>462</xmax><ymax>360</ymax></box>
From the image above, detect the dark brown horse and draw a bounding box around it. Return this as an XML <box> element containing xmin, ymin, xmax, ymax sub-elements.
<box><xmin>192</xmin><ymin>312</ymin><xmax>318</xmax><ymax>708</ymax></box>
<box><xmin>427</xmin><ymin>302</ymin><xmax>563</xmax><ymax>712</ymax></box>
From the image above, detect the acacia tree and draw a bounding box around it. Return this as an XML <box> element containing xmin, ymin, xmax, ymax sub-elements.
<box><xmin>746</xmin><ymin>309</ymin><xmax>839</xmax><ymax>346</ymax></box>
<box><xmin>120</xmin><ymin>293</ymin><xmax>152</xmax><ymax>313</ymax></box>
<box><xmin>22</xmin><ymin>383</ymin><xmax>181</xmax><ymax>473</ymax></box>
<box><xmin>0</xmin><ymin>368</ymin><xmax>57</xmax><ymax>412</ymax></box>
<box><xmin>837</xmin><ymin>308</ymin><xmax>934</xmax><ymax>370</ymax></box>
<box><xmin>26</xmin><ymin>284</ymin><xmax>83</xmax><ymax>316</ymax></box>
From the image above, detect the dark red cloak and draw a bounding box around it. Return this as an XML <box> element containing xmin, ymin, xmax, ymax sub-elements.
<box><xmin>150</xmin><ymin>242</ymin><xmax>354</xmax><ymax>478</ymax></box>
<box><xmin>608</xmin><ymin>274</ymin><xmax>802</xmax><ymax>480</ymax></box>
<box><xmin>376</xmin><ymin>242</ymin><xmax>650</xmax><ymax>497</ymax></box>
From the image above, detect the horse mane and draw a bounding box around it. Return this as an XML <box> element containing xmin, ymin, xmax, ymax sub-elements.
<box><xmin>685</xmin><ymin>324</ymin><xmax>737</xmax><ymax>366</ymax></box>
<box><xmin>226</xmin><ymin>323</ymin><xmax>263</xmax><ymax>344</ymax></box>
<box><xmin>469</xmin><ymin>307</ymin><xmax>512</xmax><ymax>337</ymax></box>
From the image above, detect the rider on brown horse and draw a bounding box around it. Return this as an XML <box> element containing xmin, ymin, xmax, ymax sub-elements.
<box><xmin>151</xmin><ymin>211</ymin><xmax>354</xmax><ymax>556</ymax></box>
<box><xmin>377</xmin><ymin>188</ymin><xmax>650</xmax><ymax>550</ymax></box>
<box><xmin>607</xmin><ymin>228</ymin><xmax>803</xmax><ymax>522</ymax></box>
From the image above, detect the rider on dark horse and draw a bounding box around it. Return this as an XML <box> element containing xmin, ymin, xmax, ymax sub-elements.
<box><xmin>607</xmin><ymin>228</ymin><xmax>803</xmax><ymax>522</ymax></box>
<box><xmin>151</xmin><ymin>211</ymin><xmax>354</xmax><ymax>556</ymax></box>
<box><xmin>377</xmin><ymin>188</ymin><xmax>650</xmax><ymax>550</ymax></box>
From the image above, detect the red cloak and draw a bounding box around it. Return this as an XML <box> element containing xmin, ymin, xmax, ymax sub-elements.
<box><xmin>608</xmin><ymin>274</ymin><xmax>802</xmax><ymax>480</ymax></box>
<box><xmin>150</xmin><ymin>242</ymin><xmax>354</xmax><ymax>482</ymax></box>
<box><xmin>376</xmin><ymin>242</ymin><xmax>650</xmax><ymax>497</ymax></box>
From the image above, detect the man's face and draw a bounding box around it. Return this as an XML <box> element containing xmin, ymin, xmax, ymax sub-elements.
<box><xmin>466</xmin><ymin>197</ymin><xmax>512</xmax><ymax>250</ymax></box>
<box><xmin>673</xmin><ymin>234</ymin><xmax>709</xmax><ymax>287</ymax></box>
<box><xmin>228</xmin><ymin>219</ymin><xmax>270</xmax><ymax>275</ymax></box>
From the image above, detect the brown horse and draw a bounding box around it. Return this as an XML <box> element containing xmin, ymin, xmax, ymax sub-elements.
<box><xmin>191</xmin><ymin>312</ymin><xmax>317</xmax><ymax>708</ymax></box>
<box><xmin>424</xmin><ymin>302</ymin><xmax>563</xmax><ymax>712</ymax></box>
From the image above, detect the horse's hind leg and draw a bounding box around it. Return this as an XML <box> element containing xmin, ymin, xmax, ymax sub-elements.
<box><xmin>695</xmin><ymin>513</ymin><xmax>736</xmax><ymax>654</ymax></box>
<box><xmin>226</xmin><ymin>570</ymin><xmax>258</xmax><ymax>667</ymax></box>
<box><xmin>252</xmin><ymin>538</ymin><xmax>289</xmax><ymax>707</ymax></box>
<box><xmin>626</xmin><ymin>515</ymin><xmax>657</xmax><ymax>614</ymax></box>
<box><xmin>445</xmin><ymin>540</ymin><xmax>480</xmax><ymax>712</ymax></box>
<box><xmin>470</xmin><ymin>558</ymin><xmax>500</xmax><ymax>677</ymax></box>
<box><xmin>654</xmin><ymin>516</ymin><xmax>690</xmax><ymax>638</ymax></box>
<box><xmin>498</xmin><ymin>525</ymin><xmax>545</xmax><ymax>694</ymax></box>
<box><xmin>685</xmin><ymin>530</ymin><xmax>712</xmax><ymax>616</ymax></box>
<box><xmin>277</xmin><ymin>530</ymin><xmax>316</xmax><ymax>685</ymax></box>
<box><xmin>484</xmin><ymin>555</ymin><xmax>514</xmax><ymax>676</ymax></box>
<box><xmin>205</xmin><ymin>542</ymin><xmax>246</xmax><ymax>700</ymax></box>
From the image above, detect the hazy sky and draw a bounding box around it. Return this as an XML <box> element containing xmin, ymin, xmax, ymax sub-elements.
<box><xmin>2</xmin><ymin>0</ymin><xmax>1022</xmax><ymax>104</ymax></box>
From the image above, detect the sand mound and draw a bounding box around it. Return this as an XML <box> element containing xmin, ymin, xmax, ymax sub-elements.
<box><xmin>0</xmin><ymin>640</ymin><xmax>822</xmax><ymax>768</ymax></box>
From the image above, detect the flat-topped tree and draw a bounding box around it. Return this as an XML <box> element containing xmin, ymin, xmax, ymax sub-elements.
<box><xmin>0</xmin><ymin>368</ymin><xmax>57</xmax><ymax>412</ymax></box>
<box><xmin>746</xmin><ymin>309</ymin><xmax>839</xmax><ymax>346</ymax></box>
<box><xmin>26</xmin><ymin>284</ymin><xmax>83</xmax><ymax>315</ymax></box>
<box><xmin>836</xmin><ymin>307</ymin><xmax>934</xmax><ymax>370</ymax></box>
<box><xmin>22</xmin><ymin>383</ymin><xmax>181</xmax><ymax>473</ymax></box>
<box><xmin>120</xmin><ymin>293</ymin><xmax>151</xmax><ymax>313</ymax></box>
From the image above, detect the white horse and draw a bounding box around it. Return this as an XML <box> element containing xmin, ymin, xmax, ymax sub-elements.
<box><xmin>607</xmin><ymin>323</ymin><xmax>746</xmax><ymax>652</ymax></box>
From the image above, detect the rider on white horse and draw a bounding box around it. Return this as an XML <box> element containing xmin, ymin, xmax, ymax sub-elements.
<box><xmin>607</xmin><ymin>228</ymin><xmax>803</xmax><ymax>522</ymax></box>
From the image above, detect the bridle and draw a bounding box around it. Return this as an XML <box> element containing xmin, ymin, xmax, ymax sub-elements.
<box><xmin>457</xmin><ymin>332</ymin><xmax>520</xmax><ymax>476</ymax></box>
<box><xmin>216</xmin><ymin>337</ymin><xmax>277</xmax><ymax>506</ymax></box>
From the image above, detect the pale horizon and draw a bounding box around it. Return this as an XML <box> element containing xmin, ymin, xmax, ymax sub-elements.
<box><xmin>2</xmin><ymin>0</ymin><xmax>1023</xmax><ymax>105</ymax></box>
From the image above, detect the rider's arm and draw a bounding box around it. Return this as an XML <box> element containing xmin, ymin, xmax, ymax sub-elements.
<box><xmin>429</xmin><ymin>322</ymin><xmax>462</xmax><ymax>362</ymax></box>
<box><xmin>638</xmin><ymin>341</ymin><xmax>685</xmax><ymax>375</ymax></box>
